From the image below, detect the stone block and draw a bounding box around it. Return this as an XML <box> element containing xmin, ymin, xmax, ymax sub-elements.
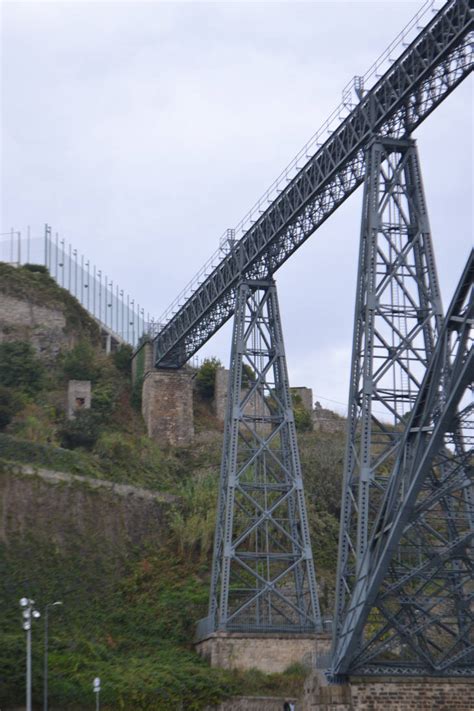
<box><xmin>213</xmin><ymin>366</ymin><xmax>272</xmax><ymax>434</ymax></box>
<box><xmin>291</xmin><ymin>387</ymin><xmax>313</xmax><ymax>413</ymax></box>
<box><xmin>206</xmin><ymin>697</ymin><xmax>300</xmax><ymax>710</ymax></box>
<box><xmin>302</xmin><ymin>672</ymin><xmax>474</xmax><ymax>710</ymax></box>
<box><xmin>67</xmin><ymin>380</ymin><xmax>91</xmax><ymax>419</ymax></box>
<box><xmin>142</xmin><ymin>368</ymin><xmax>194</xmax><ymax>446</ymax></box>
<box><xmin>196</xmin><ymin>631</ymin><xmax>331</xmax><ymax>674</ymax></box>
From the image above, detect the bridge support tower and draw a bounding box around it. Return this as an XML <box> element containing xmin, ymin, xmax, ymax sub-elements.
<box><xmin>331</xmin><ymin>136</ymin><xmax>473</xmax><ymax>679</ymax></box>
<box><xmin>196</xmin><ymin>279</ymin><xmax>325</xmax><ymax>671</ymax></box>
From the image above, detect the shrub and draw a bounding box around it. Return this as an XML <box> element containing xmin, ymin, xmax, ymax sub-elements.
<box><xmin>113</xmin><ymin>344</ymin><xmax>133</xmax><ymax>375</ymax></box>
<box><xmin>22</xmin><ymin>263</ymin><xmax>48</xmax><ymax>274</ymax></box>
<box><xmin>169</xmin><ymin>471</ymin><xmax>217</xmax><ymax>561</ymax></box>
<box><xmin>294</xmin><ymin>407</ymin><xmax>313</xmax><ymax>432</ymax></box>
<box><xmin>292</xmin><ymin>392</ymin><xmax>313</xmax><ymax>432</ymax></box>
<box><xmin>59</xmin><ymin>410</ymin><xmax>102</xmax><ymax>450</ymax></box>
<box><xmin>91</xmin><ymin>382</ymin><xmax>117</xmax><ymax>417</ymax></box>
<box><xmin>242</xmin><ymin>363</ymin><xmax>255</xmax><ymax>388</ymax></box>
<box><xmin>94</xmin><ymin>431</ymin><xmax>134</xmax><ymax>465</ymax></box>
<box><xmin>7</xmin><ymin>403</ymin><xmax>57</xmax><ymax>443</ymax></box>
<box><xmin>131</xmin><ymin>375</ymin><xmax>143</xmax><ymax>410</ymax></box>
<box><xmin>0</xmin><ymin>341</ymin><xmax>45</xmax><ymax>394</ymax></box>
<box><xmin>0</xmin><ymin>386</ymin><xmax>23</xmax><ymax>430</ymax></box>
<box><xmin>195</xmin><ymin>358</ymin><xmax>221</xmax><ymax>400</ymax></box>
<box><xmin>62</xmin><ymin>341</ymin><xmax>98</xmax><ymax>382</ymax></box>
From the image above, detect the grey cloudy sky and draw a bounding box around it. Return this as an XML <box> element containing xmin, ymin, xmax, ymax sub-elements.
<box><xmin>1</xmin><ymin>0</ymin><xmax>472</xmax><ymax>413</ymax></box>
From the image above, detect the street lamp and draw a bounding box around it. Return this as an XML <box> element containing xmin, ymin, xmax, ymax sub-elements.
<box><xmin>20</xmin><ymin>597</ymin><xmax>41</xmax><ymax>711</ymax></box>
<box><xmin>43</xmin><ymin>601</ymin><xmax>62</xmax><ymax>711</ymax></box>
<box><xmin>93</xmin><ymin>676</ymin><xmax>101</xmax><ymax>711</ymax></box>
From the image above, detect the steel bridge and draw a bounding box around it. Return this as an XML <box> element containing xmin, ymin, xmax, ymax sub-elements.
<box><xmin>153</xmin><ymin>0</ymin><xmax>473</xmax><ymax>680</ymax></box>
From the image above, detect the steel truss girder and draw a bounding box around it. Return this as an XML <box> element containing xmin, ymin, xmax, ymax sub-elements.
<box><xmin>206</xmin><ymin>279</ymin><xmax>321</xmax><ymax>634</ymax></box>
<box><xmin>154</xmin><ymin>0</ymin><xmax>472</xmax><ymax>368</ymax></box>
<box><xmin>331</xmin><ymin>251</ymin><xmax>474</xmax><ymax>678</ymax></box>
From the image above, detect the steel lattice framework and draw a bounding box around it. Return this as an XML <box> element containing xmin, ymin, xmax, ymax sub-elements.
<box><xmin>201</xmin><ymin>280</ymin><xmax>321</xmax><ymax>636</ymax></box>
<box><xmin>154</xmin><ymin>0</ymin><xmax>472</xmax><ymax>369</ymax></box>
<box><xmin>331</xmin><ymin>252</ymin><xmax>473</xmax><ymax>677</ymax></box>
<box><xmin>333</xmin><ymin>135</ymin><xmax>444</xmax><ymax>668</ymax></box>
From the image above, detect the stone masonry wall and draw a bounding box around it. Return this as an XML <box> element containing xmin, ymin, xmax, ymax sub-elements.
<box><xmin>214</xmin><ymin>366</ymin><xmax>272</xmax><ymax>432</ymax></box>
<box><xmin>67</xmin><ymin>379</ymin><xmax>92</xmax><ymax>419</ymax></box>
<box><xmin>214</xmin><ymin>366</ymin><xmax>229</xmax><ymax>422</ymax></box>
<box><xmin>0</xmin><ymin>461</ymin><xmax>173</xmax><ymax>552</ymax></box>
<box><xmin>206</xmin><ymin>697</ymin><xmax>299</xmax><ymax>710</ymax></box>
<box><xmin>0</xmin><ymin>292</ymin><xmax>71</xmax><ymax>363</ymax></box>
<box><xmin>302</xmin><ymin>670</ymin><xmax>474</xmax><ymax>710</ymax></box>
<box><xmin>196</xmin><ymin>632</ymin><xmax>331</xmax><ymax>674</ymax></box>
<box><xmin>142</xmin><ymin>369</ymin><xmax>194</xmax><ymax>446</ymax></box>
<box><xmin>349</xmin><ymin>676</ymin><xmax>474</xmax><ymax>711</ymax></box>
<box><xmin>291</xmin><ymin>387</ymin><xmax>313</xmax><ymax>413</ymax></box>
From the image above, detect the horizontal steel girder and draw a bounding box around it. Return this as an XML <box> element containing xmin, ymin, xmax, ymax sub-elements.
<box><xmin>154</xmin><ymin>0</ymin><xmax>473</xmax><ymax>368</ymax></box>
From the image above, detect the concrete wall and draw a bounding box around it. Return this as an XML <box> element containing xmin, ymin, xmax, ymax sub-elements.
<box><xmin>302</xmin><ymin>670</ymin><xmax>474</xmax><ymax>710</ymax></box>
<box><xmin>142</xmin><ymin>369</ymin><xmax>194</xmax><ymax>446</ymax></box>
<box><xmin>196</xmin><ymin>632</ymin><xmax>331</xmax><ymax>674</ymax></box>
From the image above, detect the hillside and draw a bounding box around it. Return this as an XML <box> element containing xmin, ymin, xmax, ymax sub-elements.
<box><xmin>0</xmin><ymin>264</ymin><xmax>346</xmax><ymax>709</ymax></box>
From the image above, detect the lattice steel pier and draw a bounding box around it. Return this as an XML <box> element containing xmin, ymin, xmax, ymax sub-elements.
<box><xmin>204</xmin><ymin>279</ymin><xmax>321</xmax><ymax>635</ymax></box>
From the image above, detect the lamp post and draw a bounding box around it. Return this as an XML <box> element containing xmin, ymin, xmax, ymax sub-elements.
<box><xmin>93</xmin><ymin>676</ymin><xmax>101</xmax><ymax>711</ymax></box>
<box><xmin>43</xmin><ymin>601</ymin><xmax>62</xmax><ymax>711</ymax></box>
<box><xmin>20</xmin><ymin>597</ymin><xmax>41</xmax><ymax>711</ymax></box>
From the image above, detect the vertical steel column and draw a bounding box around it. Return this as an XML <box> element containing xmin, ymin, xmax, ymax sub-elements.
<box><xmin>330</xmin><ymin>253</ymin><xmax>473</xmax><ymax>677</ymax></box>
<box><xmin>333</xmin><ymin>137</ymin><xmax>443</xmax><ymax>652</ymax></box>
<box><xmin>206</xmin><ymin>279</ymin><xmax>321</xmax><ymax>635</ymax></box>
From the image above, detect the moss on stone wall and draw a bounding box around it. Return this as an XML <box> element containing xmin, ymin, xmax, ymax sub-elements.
<box><xmin>0</xmin><ymin>261</ymin><xmax>101</xmax><ymax>344</ymax></box>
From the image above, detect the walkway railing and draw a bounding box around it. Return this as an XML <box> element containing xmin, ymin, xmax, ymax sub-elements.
<box><xmin>0</xmin><ymin>226</ymin><xmax>154</xmax><ymax>348</ymax></box>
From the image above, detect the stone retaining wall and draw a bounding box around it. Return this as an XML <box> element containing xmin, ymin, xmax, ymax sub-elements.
<box><xmin>302</xmin><ymin>670</ymin><xmax>474</xmax><ymax>710</ymax></box>
<box><xmin>197</xmin><ymin>632</ymin><xmax>331</xmax><ymax>674</ymax></box>
<box><xmin>207</xmin><ymin>697</ymin><xmax>299</xmax><ymax>710</ymax></box>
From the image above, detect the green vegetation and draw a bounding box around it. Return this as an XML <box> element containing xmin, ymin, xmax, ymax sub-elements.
<box><xmin>0</xmin><ymin>386</ymin><xmax>24</xmax><ymax>430</ymax></box>
<box><xmin>0</xmin><ymin>340</ymin><xmax>45</xmax><ymax>394</ymax></box>
<box><xmin>0</xmin><ymin>264</ymin><xmax>345</xmax><ymax>708</ymax></box>
<box><xmin>0</xmin><ymin>262</ymin><xmax>101</xmax><ymax>343</ymax></box>
<box><xmin>195</xmin><ymin>357</ymin><xmax>222</xmax><ymax>400</ymax></box>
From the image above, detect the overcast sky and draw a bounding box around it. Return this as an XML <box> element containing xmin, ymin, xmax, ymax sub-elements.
<box><xmin>1</xmin><ymin>0</ymin><xmax>472</xmax><ymax>413</ymax></box>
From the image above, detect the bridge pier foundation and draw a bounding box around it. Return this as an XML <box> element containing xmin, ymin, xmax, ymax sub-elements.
<box><xmin>196</xmin><ymin>631</ymin><xmax>331</xmax><ymax>675</ymax></box>
<box><xmin>302</xmin><ymin>672</ymin><xmax>474</xmax><ymax>710</ymax></box>
<box><xmin>142</xmin><ymin>368</ymin><xmax>194</xmax><ymax>447</ymax></box>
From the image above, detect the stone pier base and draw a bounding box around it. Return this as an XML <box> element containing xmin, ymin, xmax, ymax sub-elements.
<box><xmin>196</xmin><ymin>631</ymin><xmax>331</xmax><ymax>674</ymax></box>
<box><xmin>142</xmin><ymin>369</ymin><xmax>194</xmax><ymax>446</ymax></box>
<box><xmin>302</xmin><ymin>670</ymin><xmax>474</xmax><ymax>710</ymax></box>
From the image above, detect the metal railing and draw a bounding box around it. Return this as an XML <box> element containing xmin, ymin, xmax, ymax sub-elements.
<box><xmin>0</xmin><ymin>226</ymin><xmax>155</xmax><ymax>348</ymax></box>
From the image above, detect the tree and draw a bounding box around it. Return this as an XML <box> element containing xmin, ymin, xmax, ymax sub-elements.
<box><xmin>195</xmin><ymin>358</ymin><xmax>222</xmax><ymax>400</ymax></box>
<box><xmin>113</xmin><ymin>344</ymin><xmax>133</xmax><ymax>375</ymax></box>
<box><xmin>0</xmin><ymin>341</ymin><xmax>45</xmax><ymax>394</ymax></box>
<box><xmin>62</xmin><ymin>341</ymin><xmax>98</xmax><ymax>382</ymax></box>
